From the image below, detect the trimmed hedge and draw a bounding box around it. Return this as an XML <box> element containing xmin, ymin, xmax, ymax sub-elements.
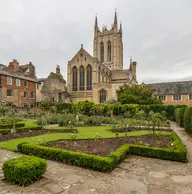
<box><xmin>184</xmin><ymin>107</ymin><xmax>192</xmax><ymax>131</ymax></box>
<box><xmin>17</xmin><ymin>143</ymin><xmax>115</xmax><ymax>172</ymax></box>
<box><xmin>174</xmin><ymin>107</ymin><xmax>186</xmax><ymax>127</ymax></box>
<box><xmin>0</xmin><ymin>123</ymin><xmax>25</xmax><ymax>129</ymax></box>
<box><xmin>2</xmin><ymin>156</ymin><xmax>47</xmax><ymax>186</ymax></box>
<box><xmin>130</xmin><ymin>133</ymin><xmax>186</xmax><ymax>162</ymax></box>
<box><xmin>0</xmin><ymin>126</ymin><xmax>42</xmax><ymax>135</ymax></box>
<box><xmin>17</xmin><ymin>132</ymin><xmax>187</xmax><ymax>172</ymax></box>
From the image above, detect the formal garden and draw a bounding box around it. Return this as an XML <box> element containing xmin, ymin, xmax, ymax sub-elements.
<box><xmin>0</xmin><ymin>85</ymin><xmax>191</xmax><ymax>186</ymax></box>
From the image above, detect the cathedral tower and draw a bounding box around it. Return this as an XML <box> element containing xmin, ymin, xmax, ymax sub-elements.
<box><xmin>93</xmin><ymin>11</ymin><xmax>123</xmax><ymax>70</ymax></box>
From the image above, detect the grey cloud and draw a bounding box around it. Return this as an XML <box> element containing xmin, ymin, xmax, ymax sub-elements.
<box><xmin>0</xmin><ymin>0</ymin><xmax>192</xmax><ymax>83</ymax></box>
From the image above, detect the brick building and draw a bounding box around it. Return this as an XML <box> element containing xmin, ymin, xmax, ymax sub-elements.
<box><xmin>148</xmin><ymin>81</ymin><xmax>192</xmax><ymax>106</ymax></box>
<box><xmin>0</xmin><ymin>59</ymin><xmax>37</xmax><ymax>107</ymax></box>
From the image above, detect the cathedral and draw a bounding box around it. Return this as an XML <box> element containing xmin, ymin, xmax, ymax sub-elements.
<box><xmin>67</xmin><ymin>11</ymin><xmax>138</xmax><ymax>103</ymax></box>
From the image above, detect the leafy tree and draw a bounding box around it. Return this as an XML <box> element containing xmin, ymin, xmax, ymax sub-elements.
<box><xmin>0</xmin><ymin>110</ymin><xmax>20</xmax><ymax>133</ymax></box>
<box><xmin>116</xmin><ymin>84</ymin><xmax>162</xmax><ymax>105</ymax></box>
<box><xmin>0</xmin><ymin>106</ymin><xmax>9</xmax><ymax>116</ymax></box>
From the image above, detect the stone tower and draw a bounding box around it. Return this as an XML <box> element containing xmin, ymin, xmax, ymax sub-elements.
<box><xmin>93</xmin><ymin>11</ymin><xmax>123</xmax><ymax>70</ymax></box>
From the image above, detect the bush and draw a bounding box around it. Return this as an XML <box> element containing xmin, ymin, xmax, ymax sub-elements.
<box><xmin>17</xmin><ymin>143</ymin><xmax>115</xmax><ymax>172</ymax></box>
<box><xmin>0</xmin><ymin>127</ymin><xmax>42</xmax><ymax>135</ymax></box>
<box><xmin>184</xmin><ymin>107</ymin><xmax>192</xmax><ymax>131</ymax></box>
<box><xmin>174</xmin><ymin>107</ymin><xmax>187</xmax><ymax>127</ymax></box>
<box><xmin>174</xmin><ymin>108</ymin><xmax>181</xmax><ymax>124</ymax></box>
<box><xmin>2</xmin><ymin>156</ymin><xmax>47</xmax><ymax>186</ymax></box>
<box><xmin>0</xmin><ymin>123</ymin><xmax>25</xmax><ymax>129</ymax></box>
<box><xmin>129</xmin><ymin>133</ymin><xmax>187</xmax><ymax>162</ymax></box>
<box><xmin>17</xmin><ymin>132</ymin><xmax>187</xmax><ymax>172</ymax></box>
<box><xmin>179</xmin><ymin>107</ymin><xmax>187</xmax><ymax>127</ymax></box>
<box><xmin>56</xmin><ymin>103</ymin><xmax>72</xmax><ymax>113</ymax></box>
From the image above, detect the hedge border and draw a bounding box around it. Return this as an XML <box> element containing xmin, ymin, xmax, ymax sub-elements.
<box><xmin>17</xmin><ymin>132</ymin><xmax>187</xmax><ymax>172</ymax></box>
<box><xmin>0</xmin><ymin>127</ymin><xmax>78</xmax><ymax>135</ymax></box>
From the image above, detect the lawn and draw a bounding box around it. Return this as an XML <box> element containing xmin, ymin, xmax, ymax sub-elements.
<box><xmin>0</xmin><ymin>124</ymin><xmax>171</xmax><ymax>151</ymax></box>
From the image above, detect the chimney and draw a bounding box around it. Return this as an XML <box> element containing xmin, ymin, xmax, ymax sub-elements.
<box><xmin>56</xmin><ymin>65</ymin><xmax>60</xmax><ymax>75</ymax></box>
<box><xmin>8</xmin><ymin>59</ymin><xmax>19</xmax><ymax>72</ymax></box>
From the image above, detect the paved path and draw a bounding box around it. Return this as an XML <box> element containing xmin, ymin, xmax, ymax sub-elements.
<box><xmin>1</xmin><ymin>123</ymin><xmax>192</xmax><ymax>194</ymax></box>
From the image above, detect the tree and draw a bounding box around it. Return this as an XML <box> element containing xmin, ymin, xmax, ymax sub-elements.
<box><xmin>116</xmin><ymin>84</ymin><xmax>162</xmax><ymax>105</ymax></box>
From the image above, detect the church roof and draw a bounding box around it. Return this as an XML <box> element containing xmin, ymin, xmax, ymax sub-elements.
<box><xmin>147</xmin><ymin>81</ymin><xmax>192</xmax><ymax>95</ymax></box>
<box><xmin>69</xmin><ymin>44</ymin><xmax>93</xmax><ymax>62</ymax></box>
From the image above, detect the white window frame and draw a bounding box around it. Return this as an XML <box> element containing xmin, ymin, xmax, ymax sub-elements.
<box><xmin>16</xmin><ymin>79</ymin><xmax>20</xmax><ymax>86</ymax></box>
<box><xmin>159</xmin><ymin>95</ymin><xmax>167</xmax><ymax>101</ymax></box>
<box><xmin>7</xmin><ymin>76</ymin><xmax>12</xmax><ymax>85</ymax></box>
<box><xmin>173</xmin><ymin>94</ymin><xmax>182</xmax><ymax>101</ymax></box>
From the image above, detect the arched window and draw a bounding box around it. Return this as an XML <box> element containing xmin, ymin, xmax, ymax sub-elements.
<box><xmin>72</xmin><ymin>66</ymin><xmax>78</xmax><ymax>91</ymax></box>
<box><xmin>98</xmin><ymin>66</ymin><xmax>101</xmax><ymax>83</ymax></box>
<box><xmin>79</xmin><ymin>66</ymin><xmax>84</xmax><ymax>91</ymax></box>
<box><xmin>102</xmin><ymin>70</ymin><xmax>105</xmax><ymax>82</ymax></box>
<box><xmin>100</xmin><ymin>42</ymin><xmax>104</xmax><ymax>62</ymax></box>
<box><xmin>87</xmin><ymin>65</ymin><xmax>92</xmax><ymax>90</ymax></box>
<box><xmin>107</xmin><ymin>41</ymin><xmax>111</xmax><ymax>62</ymax></box>
<box><xmin>100</xmin><ymin>89</ymin><xmax>107</xmax><ymax>103</ymax></box>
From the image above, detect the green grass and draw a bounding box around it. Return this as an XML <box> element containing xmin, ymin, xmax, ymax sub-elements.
<box><xmin>17</xmin><ymin>120</ymin><xmax>39</xmax><ymax>128</ymax></box>
<box><xmin>0</xmin><ymin>125</ymin><xmax>171</xmax><ymax>151</ymax></box>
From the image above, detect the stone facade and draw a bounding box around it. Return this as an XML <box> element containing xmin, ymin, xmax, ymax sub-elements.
<box><xmin>0</xmin><ymin>59</ymin><xmax>37</xmax><ymax>107</ymax></box>
<box><xmin>37</xmin><ymin>66</ymin><xmax>70</xmax><ymax>104</ymax></box>
<box><xmin>148</xmin><ymin>81</ymin><xmax>192</xmax><ymax>106</ymax></box>
<box><xmin>67</xmin><ymin>11</ymin><xmax>137</xmax><ymax>103</ymax></box>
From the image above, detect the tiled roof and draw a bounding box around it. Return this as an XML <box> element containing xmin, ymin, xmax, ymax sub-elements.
<box><xmin>0</xmin><ymin>70</ymin><xmax>37</xmax><ymax>82</ymax></box>
<box><xmin>147</xmin><ymin>81</ymin><xmax>192</xmax><ymax>95</ymax></box>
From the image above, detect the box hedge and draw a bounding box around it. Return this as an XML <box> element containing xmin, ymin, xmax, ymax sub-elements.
<box><xmin>0</xmin><ymin>123</ymin><xmax>25</xmax><ymax>129</ymax></box>
<box><xmin>184</xmin><ymin>107</ymin><xmax>192</xmax><ymax>131</ymax></box>
<box><xmin>17</xmin><ymin>132</ymin><xmax>187</xmax><ymax>172</ymax></box>
<box><xmin>2</xmin><ymin>156</ymin><xmax>47</xmax><ymax>186</ymax></box>
<box><xmin>174</xmin><ymin>107</ymin><xmax>186</xmax><ymax>127</ymax></box>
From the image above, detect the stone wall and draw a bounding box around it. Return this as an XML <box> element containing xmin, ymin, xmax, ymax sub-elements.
<box><xmin>41</xmin><ymin>72</ymin><xmax>70</xmax><ymax>103</ymax></box>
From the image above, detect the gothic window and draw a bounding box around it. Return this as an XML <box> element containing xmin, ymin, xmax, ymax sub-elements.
<box><xmin>72</xmin><ymin>66</ymin><xmax>78</xmax><ymax>91</ymax></box>
<box><xmin>79</xmin><ymin>66</ymin><xmax>85</xmax><ymax>91</ymax></box>
<box><xmin>98</xmin><ymin>66</ymin><xmax>101</xmax><ymax>83</ymax></box>
<box><xmin>102</xmin><ymin>70</ymin><xmax>105</xmax><ymax>82</ymax></box>
<box><xmin>107</xmin><ymin>41</ymin><xmax>111</xmax><ymax>62</ymax></box>
<box><xmin>100</xmin><ymin>89</ymin><xmax>107</xmax><ymax>103</ymax></box>
<box><xmin>100</xmin><ymin>42</ymin><xmax>104</xmax><ymax>62</ymax></box>
<box><xmin>87</xmin><ymin>65</ymin><xmax>92</xmax><ymax>90</ymax></box>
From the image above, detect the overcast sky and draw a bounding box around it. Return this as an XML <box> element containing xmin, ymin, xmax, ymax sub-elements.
<box><xmin>0</xmin><ymin>0</ymin><xmax>192</xmax><ymax>83</ymax></box>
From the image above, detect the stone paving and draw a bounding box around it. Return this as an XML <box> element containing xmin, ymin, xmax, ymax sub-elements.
<box><xmin>1</xmin><ymin>122</ymin><xmax>192</xmax><ymax>194</ymax></box>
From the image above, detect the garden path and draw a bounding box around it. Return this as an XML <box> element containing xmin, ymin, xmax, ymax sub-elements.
<box><xmin>1</xmin><ymin>122</ymin><xmax>192</xmax><ymax>194</ymax></box>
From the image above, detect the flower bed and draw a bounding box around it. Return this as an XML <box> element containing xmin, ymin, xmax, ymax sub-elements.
<box><xmin>17</xmin><ymin>132</ymin><xmax>187</xmax><ymax>172</ymax></box>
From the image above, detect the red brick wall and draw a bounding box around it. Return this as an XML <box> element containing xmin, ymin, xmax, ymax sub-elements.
<box><xmin>0</xmin><ymin>74</ymin><xmax>36</xmax><ymax>107</ymax></box>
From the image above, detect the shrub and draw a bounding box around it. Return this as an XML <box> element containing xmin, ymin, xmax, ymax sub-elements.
<box><xmin>17</xmin><ymin>132</ymin><xmax>187</xmax><ymax>172</ymax></box>
<box><xmin>184</xmin><ymin>107</ymin><xmax>192</xmax><ymax>131</ymax></box>
<box><xmin>179</xmin><ymin>107</ymin><xmax>187</xmax><ymax>127</ymax></box>
<box><xmin>0</xmin><ymin>123</ymin><xmax>25</xmax><ymax>129</ymax></box>
<box><xmin>108</xmin><ymin>144</ymin><xmax>130</xmax><ymax>163</ymax></box>
<box><xmin>2</xmin><ymin>156</ymin><xmax>47</xmax><ymax>186</ymax></box>
<box><xmin>17</xmin><ymin>144</ymin><xmax>115</xmax><ymax>172</ymax></box>
<box><xmin>174</xmin><ymin>107</ymin><xmax>187</xmax><ymax>127</ymax></box>
<box><xmin>56</xmin><ymin>103</ymin><xmax>72</xmax><ymax>113</ymax></box>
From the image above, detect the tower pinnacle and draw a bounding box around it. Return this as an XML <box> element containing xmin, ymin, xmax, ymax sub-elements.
<box><xmin>95</xmin><ymin>13</ymin><xmax>98</xmax><ymax>28</ymax></box>
<box><xmin>114</xmin><ymin>9</ymin><xmax>118</xmax><ymax>26</ymax></box>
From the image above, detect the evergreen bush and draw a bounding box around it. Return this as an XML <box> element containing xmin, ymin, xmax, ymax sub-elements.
<box><xmin>2</xmin><ymin>156</ymin><xmax>47</xmax><ymax>186</ymax></box>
